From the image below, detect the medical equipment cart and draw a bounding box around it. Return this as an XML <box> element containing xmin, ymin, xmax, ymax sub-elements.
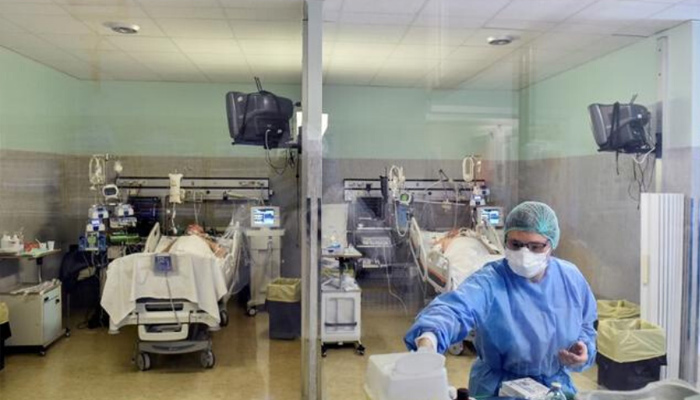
<box><xmin>321</xmin><ymin>247</ymin><xmax>364</xmax><ymax>357</ymax></box>
<box><xmin>0</xmin><ymin>280</ymin><xmax>69</xmax><ymax>356</ymax></box>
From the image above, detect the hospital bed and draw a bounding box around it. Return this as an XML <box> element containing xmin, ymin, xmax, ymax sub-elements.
<box><xmin>408</xmin><ymin>217</ymin><xmax>504</xmax><ymax>294</ymax></box>
<box><xmin>100</xmin><ymin>223</ymin><xmax>243</xmax><ymax>371</ymax></box>
<box><xmin>408</xmin><ymin>217</ymin><xmax>504</xmax><ymax>355</ymax></box>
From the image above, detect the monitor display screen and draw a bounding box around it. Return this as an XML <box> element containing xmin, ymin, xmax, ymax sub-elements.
<box><xmin>484</xmin><ymin>210</ymin><xmax>501</xmax><ymax>226</ymax></box>
<box><xmin>478</xmin><ymin>207</ymin><xmax>504</xmax><ymax>227</ymax></box>
<box><xmin>253</xmin><ymin>208</ymin><xmax>277</xmax><ymax>226</ymax></box>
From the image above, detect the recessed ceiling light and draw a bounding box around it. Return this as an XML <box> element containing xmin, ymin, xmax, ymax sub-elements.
<box><xmin>103</xmin><ymin>22</ymin><xmax>140</xmax><ymax>35</ymax></box>
<box><xmin>487</xmin><ymin>35</ymin><xmax>514</xmax><ymax>46</ymax></box>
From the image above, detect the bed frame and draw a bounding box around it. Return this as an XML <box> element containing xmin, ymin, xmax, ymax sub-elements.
<box><xmin>108</xmin><ymin>228</ymin><xmax>243</xmax><ymax>371</ymax></box>
<box><xmin>408</xmin><ymin>217</ymin><xmax>504</xmax><ymax>294</ymax></box>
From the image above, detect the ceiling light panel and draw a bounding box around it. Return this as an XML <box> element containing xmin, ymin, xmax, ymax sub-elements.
<box><xmin>484</xmin><ymin>19</ymin><xmax>557</xmax><ymax>32</ymax></box>
<box><xmin>82</xmin><ymin>17</ymin><xmax>166</xmax><ymax>36</ymax></box>
<box><xmin>461</xmin><ymin>28</ymin><xmax>540</xmax><ymax>47</ymax></box>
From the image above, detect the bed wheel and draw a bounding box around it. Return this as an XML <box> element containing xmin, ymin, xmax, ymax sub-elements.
<box><xmin>448</xmin><ymin>342</ymin><xmax>464</xmax><ymax>356</ymax></box>
<box><xmin>219</xmin><ymin>310</ymin><xmax>229</xmax><ymax>327</ymax></box>
<box><xmin>246</xmin><ymin>307</ymin><xmax>257</xmax><ymax>317</ymax></box>
<box><xmin>136</xmin><ymin>352</ymin><xmax>151</xmax><ymax>371</ymax></box>
<box><xmin>200</xmin><ymin>350</ymin><xmax>215</xmax><ymax>369</ymax></box>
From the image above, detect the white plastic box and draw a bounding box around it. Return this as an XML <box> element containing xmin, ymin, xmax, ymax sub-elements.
<box><xmin>365</xmin><ymin>352</ymin><xmax>450</xmax><ymax>400</ymax></box>
<box><xmin>499</xmin><ymin>378</ymin><xmax>550</xmax><ymax>400</ymax></box>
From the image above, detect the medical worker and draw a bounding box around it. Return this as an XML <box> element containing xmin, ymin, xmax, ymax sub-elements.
<box><xmin>405</xmin><ymin>201</ymin><xmax>597</xmax><ymax>397</ymax></box>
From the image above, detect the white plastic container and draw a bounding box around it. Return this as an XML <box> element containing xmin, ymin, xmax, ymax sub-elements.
<box><xmin>577</xmin><ymin>379</ymin><xmax>700</xmax><ymax>400</ymax></box>
<box><xmin>365</xmin><ymin>352</ymin><xmax>450</xmax><ymax>400</ymax></box>
<box><xmin>499</xmin><ymin>378</ymin><xmax>550</xmax><ymax>400</ymax></box>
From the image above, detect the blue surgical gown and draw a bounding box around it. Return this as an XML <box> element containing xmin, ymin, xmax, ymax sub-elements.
<box><xmin>404</xmin><ymin>257</ymin><xmax>597</xmax><ymax>397</ymax></box>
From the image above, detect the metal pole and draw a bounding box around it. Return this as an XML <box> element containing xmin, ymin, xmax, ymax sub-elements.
<box><xmin>301</xmin><ymin>1</ymin><xmax>323</xmax><ymax>399</ymax></box>
<box><xmin>655</xmin><ymin>36</ymin><xmax>667</xmax><ymax>193</ymax></box>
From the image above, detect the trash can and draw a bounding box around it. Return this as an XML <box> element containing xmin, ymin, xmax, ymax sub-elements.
<box><xmin>598</xmin><ymin>300</ymin><xmax>640</xmax><ymax>320</ymax></box>
<box><xmin>595</xmin><ymin>300</ymin><xmax>640</xmax><ymax>328</ymax></box>
<box><xmin>0</xmin><ymin>302</ymin><xmax>9</xmax><ymax>371</ymax></box>
<box><xmin>266</xmin><ymin>278</ymin><xmax>301</xmax><ymax>340</ymax></box>
<box><xmin>596</xmin><ymin>319</ymin><xmax>666</xmax><ymax>390</ymax></box>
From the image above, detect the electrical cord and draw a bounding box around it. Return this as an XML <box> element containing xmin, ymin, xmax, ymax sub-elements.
<box><xmin>264</xmin><ymin>129</ymin><xmax>292</xmax><ymax>176</ymax></box>
<box><xmin>164</xmin><ymin>270</ymin><xmax>182</xmax><ymax>329</ymax></box>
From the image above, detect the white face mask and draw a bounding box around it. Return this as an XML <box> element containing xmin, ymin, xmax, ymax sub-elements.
<box><xmin>505</xmin><ymin>247</ymin><xmax>549</xmax><ymax>279</ymax></box>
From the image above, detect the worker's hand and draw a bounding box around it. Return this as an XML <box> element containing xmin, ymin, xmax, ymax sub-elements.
<box><xmin>416</xmin><ymin>337</ymin><xmax>436</xmax><ymax>352</ymax></box>
<box><xmin>559</xmin><ymin>341</ymin><xmax>588</xmax><ymax>367</ymax></box>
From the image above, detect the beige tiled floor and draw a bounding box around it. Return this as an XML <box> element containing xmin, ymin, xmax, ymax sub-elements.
<box><xmin>0</xmin><ymin>305</ymin><xmax>598</xmax><ymax>400</ymax></box>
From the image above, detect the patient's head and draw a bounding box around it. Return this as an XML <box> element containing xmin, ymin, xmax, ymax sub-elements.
<box><xmin>186</xmin><ymin>224</ymin><xmax>205</xmax><ymax>236</ymax></box>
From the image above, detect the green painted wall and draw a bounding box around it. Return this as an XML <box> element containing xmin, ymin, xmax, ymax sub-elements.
<box><xmin>0</xmin><ymin>47</ymin><xmax>84</xmax><ymax>153</ymax></box>
<box><xmin>76</xmin><ymin>81</ymin><xmax>518</xmax><ymax>159</ymax></box>
<box><xmin>322</xmin><ymin>86</ymin><xmax>518</xmax><ymax>160</ymax></box>
<box><xmin>519</xmin><ymin>38</ymin><xmax>658</xmax><ymax>161</ymax></box>
<box><xmin>0</xmin><ymin>44</ymin><xmax>517</xmax><ymax>160</ymax></box>
<box><xmin>74</xmin><ymin>81</ymin><xmax>300</xmax><ymax>157</ymax></box>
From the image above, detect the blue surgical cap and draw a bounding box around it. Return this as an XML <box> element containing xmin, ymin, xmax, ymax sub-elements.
<box><xmin>504</xmin><ymin>201</ymin><xmax>560</xmax><ymax>249</ymax></box>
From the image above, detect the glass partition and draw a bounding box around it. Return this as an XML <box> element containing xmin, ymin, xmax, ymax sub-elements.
<box><xmin>0</xmin><ymin>1</ymin><xmax>697</xmax><ymax>400</ymax></box>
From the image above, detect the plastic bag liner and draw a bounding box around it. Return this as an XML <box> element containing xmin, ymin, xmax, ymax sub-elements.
<box><xmin>267</xmin><ymin>278</ymin><xmax>301</xmax><ymax>303</ymax></box>
<box><xmin>597</xmin><ymin>319</ymin><xmax>666</xmax><ymax>363</ymax></box>
<box><xmin>597</xmin><ymin>300</ymin><xmax>640</xmax><ymax>320</ymax></box>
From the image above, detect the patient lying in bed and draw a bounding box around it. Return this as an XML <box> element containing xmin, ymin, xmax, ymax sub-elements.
<box><xmin>430</xmin><ymin>229</ymin><xmax>503</xmax><ymax>287</ymax></box>
<box><xmin>160</xmin><ymin>224</ymin><xmax>228</xmax><ymax>259</ymax></box>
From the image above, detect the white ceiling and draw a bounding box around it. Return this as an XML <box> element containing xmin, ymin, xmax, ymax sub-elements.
<box><xmin>0</xmin><ymin>0</ymin><xmax>694</xmax><ymax>89</ymax></box>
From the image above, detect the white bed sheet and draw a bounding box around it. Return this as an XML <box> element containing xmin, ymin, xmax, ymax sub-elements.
<box><xmin>416</xmin><ymin>230</ymin><xmax>502</xmax><ymax>289</ymax></box>
<box><xmin>440</xmin><ymin>236</ymin><xmax>503</xmax><ymax>287</ymax></box>
<box><xmin>101</xmin><ymin>235</ymin><xmax>239</xmax><ymax>329</ymax></box>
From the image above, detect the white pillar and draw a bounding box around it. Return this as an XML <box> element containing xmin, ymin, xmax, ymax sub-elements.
<box><xmin>301</xmin><ymin>1</ymin><xmax>323</xmax><ymax>399</ymax></box>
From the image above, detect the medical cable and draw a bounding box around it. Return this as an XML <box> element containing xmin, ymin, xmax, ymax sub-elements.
<box><xmin>170</xmin><ymin>203</ymin><xmax>177</xmax><ymax>235</ymax></box>
<box><xmin>164</xmin><ymin>270</ymin><xmax>182</xmax><ymax>329</ymax></box>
